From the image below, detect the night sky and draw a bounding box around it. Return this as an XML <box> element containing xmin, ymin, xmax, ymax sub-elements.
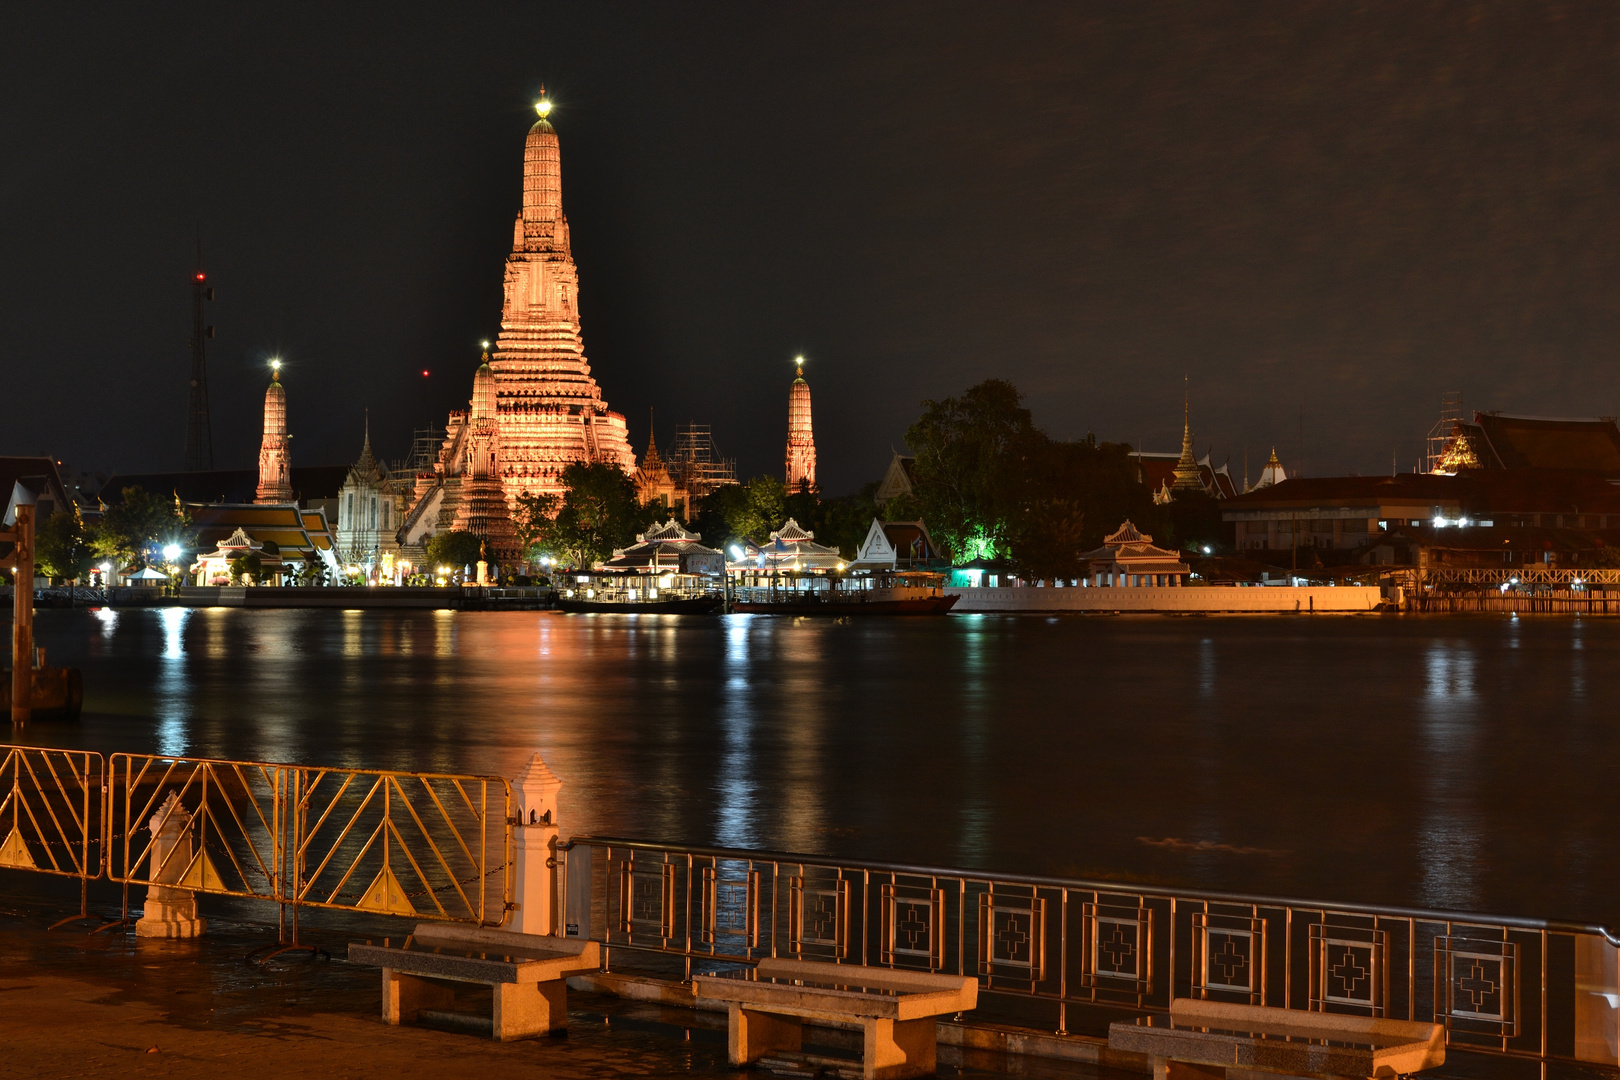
<box><xmin>8</xmin><ymin>3</ymin><xmax>1620</xmax><ymax>494</ymax></box>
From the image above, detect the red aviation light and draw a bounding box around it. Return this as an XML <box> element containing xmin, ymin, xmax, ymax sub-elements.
<box><xmin>195</xmin><ymin>272</ymin><xmax>206</xmax><ymax>281</ymax></box>
<box><xmin>422</xmin><ymin>369</ymin><xmax>430</xmax><ymax>377</ymax></box>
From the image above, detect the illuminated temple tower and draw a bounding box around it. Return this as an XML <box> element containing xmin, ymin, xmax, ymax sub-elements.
<box><xmin>405</xmin><ymin>92</ymin><xmax>635</xmax><ymax>559</ymax></box>
<box><xmin>255</xmin><ymin>361</ymin><xmax>293</xmax><ymax>504</ymax></box>
<box><xmin>450</xmin><ymin>352</ymin><xmax>517</xmax><ymax>552</ymax></box>
<box><xmin>785</xmin><ymin>356</ymin><xmax>817</xmax><ymax>492</ymax></box>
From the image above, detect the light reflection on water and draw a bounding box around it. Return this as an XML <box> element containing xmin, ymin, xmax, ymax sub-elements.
<box><xmin>20</xmin><ymin>608</ymin><xmax>1619</xmax><ymax>925</ymax></box>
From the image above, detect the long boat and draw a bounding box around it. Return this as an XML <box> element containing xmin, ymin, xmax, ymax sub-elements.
<box><xmin>732</xmin><ymin>571</ymin><xmax>958</xmax><ymax>616</ymax></box>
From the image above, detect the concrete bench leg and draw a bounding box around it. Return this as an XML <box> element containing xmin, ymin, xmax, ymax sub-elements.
<box><xmin>728</xmin><ymin>1004</ymin><xmax>802</xmax><ymax>1065</ymax></box>
<box><xmin>493</xmin><ymin>978</ymin><xmax>568</xmax><ymax>1040</ymax></box>
<box><xmin>382</xmin><ymin>968</ymin><xmax>454</xmax><ymax>1025</ymax></box>
<box><xmin>863</xmin><ymin>1017</ymin><xmax>937</xmax><ymax>1080</ymax></box>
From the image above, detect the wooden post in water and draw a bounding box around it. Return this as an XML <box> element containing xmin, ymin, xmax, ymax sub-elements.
<box><xmin>4</xmin><ymin>504</ymin><xmax>33</xmax><ymax>724</ymax></box>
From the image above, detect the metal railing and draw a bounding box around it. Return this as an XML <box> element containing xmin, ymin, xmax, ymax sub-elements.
<box><xmin>1424</xmin><ymin>567</ymin><xmax>1620</xmax><ymax>587</ymax></box>
<box><xmin>559</xmin><ymin>836</ymin><xmax>1620</xmax><ymax>1065</ymax></box>
<box><xmin>287</xmin><ymin>765</ymin><xmax>510</xmax><ymax>924</ymax></box>
<box><xmin>108</xmin><ymin>754</ymin><xmax>286</xmax><ymax>902</ymax></box>
<box><xmin>0</xmin><ymin>746</ymin><xmax>103</xmax><ymax>880</ymax></box>
<box><xmin>0</xmin><ymin>746</ymin><xmax>512</xmax><ymax>938</ymax></box>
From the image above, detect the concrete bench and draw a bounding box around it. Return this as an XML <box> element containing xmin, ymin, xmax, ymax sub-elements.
<box><xmin>693</xmin><ymin>957</ymin><xmax>977</xmax><ymax>1080</ymax></box>
<box><xmin>347</xmin><ymin>923</ymin><xmax>599</xmax><ymax>1040</ymax></box>
<box><xmin>1109</xmin><ymin>998</ymin><xmax>1445</xmax><ymax>1080</ymax></box>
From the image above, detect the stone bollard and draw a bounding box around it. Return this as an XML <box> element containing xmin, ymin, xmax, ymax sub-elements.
<box><xmin>510</xmin><ymin>753</ymin><xmax>562</xmax><ymax>936</ymax></box>
<box><xmin>135</xmin><ymin>791</ymin><xmax>207</xmax><ymax>939</ymax></box>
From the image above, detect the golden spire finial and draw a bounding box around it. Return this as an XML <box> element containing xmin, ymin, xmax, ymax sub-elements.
<box><xmin>535</xmin><ymin>84</ymin><xmax>552</xmax><ymax>118</ymax></box>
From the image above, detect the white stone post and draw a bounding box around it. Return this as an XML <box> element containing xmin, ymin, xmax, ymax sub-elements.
<box><xmin>510</xmin><ymin>753</ymin><xmax>561</xmax><ymax>936</ymax></box>
<box><xmin>135</xmin><ymin>791</ymin><xmax>207</xmax><ymax>938</ymax></box>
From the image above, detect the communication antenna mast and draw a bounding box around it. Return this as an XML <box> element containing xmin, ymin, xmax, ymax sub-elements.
<box><xmin>183</xmin><ymin>242</ymin><xmax>216</xmax><ymax>470</ymax></box>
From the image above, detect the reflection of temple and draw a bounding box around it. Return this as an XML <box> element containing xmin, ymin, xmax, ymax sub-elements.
<box><xmin>402</xmin><ymin>95</ymin><xmax>634</xmax><ymax>558</ymax></box>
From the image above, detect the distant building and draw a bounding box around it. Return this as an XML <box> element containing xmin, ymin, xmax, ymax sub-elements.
<box><xmin>400</xmin><ymin>95</ymin><xmax>636</xmax><ymax>560</ymax></box>
<box><xmin>1432</xmin><ymin>412</ymin><xmax>1620</xmax><ymax>475</ymax></box>
<box><xmin>785</xmin><ymin>358</ymin><xmax>817</xmax><ymax>492</ymax></box>
<box><xmin>1083</xmin><ymin>521</ymin><xmax>1191</xmax><ymax>587</ymax></box>
<box><xmin>0</xmin><ymin>457</ymin><xmax>71</xmax><ymax>527</ymax></box>
<box><xmin>1136</xmin><ymin>452</ymin><xmax>1237</xmax><ymax>502</ymax></box>
<box><xmin>850</xmin><ymin>519</ymin><xmax>943</xmax><ymax>570</ymax></box>
<box><xmin>605</xmin><ymin>519</ymin><xmax>725</xmax><ymax>575</ymax></box>
<box><xmin>255</xmin><ymin>366</ymin><xmax>293</xmax><ymax>503</ymax></box>
<box><xmin>1221</xmin><ymin>470</ymin><xmax>1620</xmax><ymax>557</ymax></box>
<box><xmin>874</xmin><ymin>453</ymin><xmax>916</xmax><ymax>507</ymax></box>
<box><xmin>335</xmin><ymin>415</ymin><xmax>400</xmax><ymax>569</ymax></box>
<box><xmin>1249</xmin><ymin>448</ymin><xmax>1288</xmax><ymax>491</ymax></box>
<box><xmin>103</xmin><ymin>368</ymin><xmax>341</xmax><ymax>581</ymax></box>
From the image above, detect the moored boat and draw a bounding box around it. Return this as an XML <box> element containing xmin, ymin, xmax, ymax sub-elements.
<box><xmin>732</xmin><ymin>571</ymin><xmax>958</xmax><ymax>616</ymax></box>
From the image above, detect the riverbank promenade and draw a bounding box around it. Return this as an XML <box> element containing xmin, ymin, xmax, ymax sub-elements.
<box><xmin>0</xmin><ymin>883</ymin><xmax>1120</xmax><ymax>1080</ymax></box>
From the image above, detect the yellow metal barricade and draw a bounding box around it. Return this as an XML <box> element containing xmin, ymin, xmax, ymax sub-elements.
<box><xmin>287</xmin><ymin>766</ymin><xmax>510</xmax><ymax>925</ymax></box>
<box><xmin>0</xmin><ymin>745</ymin><xmax>103</xmax><ymax>880</ymax></box>
<box><xmin>107</xmin><ymin>753</ymin><xmax>286</xmax><ymax>902</ymax></box>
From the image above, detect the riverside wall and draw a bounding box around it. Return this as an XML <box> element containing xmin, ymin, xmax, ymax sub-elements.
<box><xmin>946</xmin><ymin>584</ymin><xmax>1384</xmax><ymax>613</ymax></box>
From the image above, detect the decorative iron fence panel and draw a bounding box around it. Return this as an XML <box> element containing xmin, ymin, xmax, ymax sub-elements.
<box><xmin>560</xmin><ymin>836</ymin><xmax>1617</xmax><ymax>1063</ymax></box>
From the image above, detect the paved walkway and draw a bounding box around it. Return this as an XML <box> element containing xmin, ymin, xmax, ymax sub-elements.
<box><xmin>0</xmin><ymin>883</ymin><xmax>1090</xmax><ymax>1079</ymax></box>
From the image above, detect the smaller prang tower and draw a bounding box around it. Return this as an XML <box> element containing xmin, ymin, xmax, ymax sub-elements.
<box><xmin>1171</xmin><ymin>381</ymin><xmax>1203</xmax><ymax>494</ymax></box>
<box><xmin>255</xmin><ymin>360</ymin><xmax>294</xmax><ymax>503</ymax></box>
<box><xmin>785</xmin><ymin>355</ymin><xmax>817</xmax><ymax>493</ymax></box>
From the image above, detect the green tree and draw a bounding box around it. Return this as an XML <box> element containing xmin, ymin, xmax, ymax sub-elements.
<box><xmin>426</xmin><ymin>530</ymin><xmax>485</xmax><ymax>575</ymax></box>
<box><xmin>722</xmin><ymin>476</ymin><xmax>787</xmax><ymax>545</ymax></box>
<box><xmin>541</xmin><ymin>462</ymin><xmax>659</xmax><ymax>569</ymax></box>
<box><xmin>512</xmin><ymin>491</ymin><xmax>561</xmax><ymax>566</ymax></box>
<box><xmin>904</xmin><ymin>379</ymin><xmax>1045</xmax><ymax>563</ymax></box>
<box><xmin>91</xmin><ymin>487</ymin><xmax>190</xmax><ymax>568</ymax></box>
<box><xmin>35</xmin><ymin>509</ymin><xmax>95</xmax><ymax>581</ymax></box>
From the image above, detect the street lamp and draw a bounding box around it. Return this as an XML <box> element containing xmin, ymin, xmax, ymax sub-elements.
<box><xmin>162</xmin><ymin>544</ymin><xmax>180</xmax><ymax>563</ymax></box>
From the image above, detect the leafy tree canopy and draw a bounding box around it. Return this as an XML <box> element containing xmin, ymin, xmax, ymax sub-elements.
<box><xmin>426</xmin><ymin>530</ymin><xmax>485</xmax><ymax>573</ymax></box>
<box><xmin>903</xmin><ymin>380</ymin><xmax>1158</xmax><ymax>577</ymax></box>
<box><xmin>91</xmin><ymin>487</ymin><xmax>191</xmax><ymax>569</ymax></box>
<box><xmin>522</xmin><ymin>462</ymin><xmax>659</xmax><ymax>570</ymax></box>
<box><xmin>35</xmin><ymin>509</ymin><xmax>95</xmax><ymax>582</ymax></box>
<box><xmin>903</xmin><ymin>379</ymin><xmax>1044</xmax><ymax>563</ymax></box>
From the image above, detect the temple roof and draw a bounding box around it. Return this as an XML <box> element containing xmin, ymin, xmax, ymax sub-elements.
<box><xmin>1443</xmin><ymin>413</ymin><xmax>1620</xmax><ymax>473</ymax></box>
<box><xmin>770</xmin><ymin>518</ymin><xmax>817</xmax><ymax>544</ymax></box>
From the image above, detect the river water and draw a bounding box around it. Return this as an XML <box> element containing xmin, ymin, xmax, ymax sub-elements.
<box><xmin>11</xmin><ymin>608</ymin><xmax>1616</xmax><ymax>927</ymax></box>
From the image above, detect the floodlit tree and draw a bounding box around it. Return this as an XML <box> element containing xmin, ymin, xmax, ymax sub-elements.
<box><xmin>35</xmin><ymin>509</ymin><xmax>95</xmax><ymax>582</ymax></box>
<box><xmin>91</xmin><ymin>487</ymin><xmax>191</xmax><ymax>569</ymax></box>
<box><xmin>521</xmin><ymin>462</ymin><xmax>657</xmax><ymax>570</ymax></box>
<box><xmin>425</xmin><ymin>530</ymin><xmax>484</xmax><ymax>576</ymax></box>
<box><xmin>512</xmin><ymin>491</ymin><xmax>561</xmax><ymax>567</ymax></box>
<box><xmin>903</xmin><ymin>379</ymin><xmax>1043</xmax><ymax>563</ymax></box>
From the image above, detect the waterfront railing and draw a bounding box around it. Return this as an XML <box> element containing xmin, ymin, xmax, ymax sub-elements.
<box><xmin>558</xmin><ymin>835</ymin><xmax>1620</xmax><ymax>1066</ymax></box>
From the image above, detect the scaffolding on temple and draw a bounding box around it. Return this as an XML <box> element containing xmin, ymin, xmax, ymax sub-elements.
<box><xmin>666</xmin><ymin>423</ymin><xmax>738</xmax><ymax>499</ymax></box>
<box><xmin>1425</xmin><ymin>391</ymin><xmax>1465</xmax><ymax>474</ymax></box>
<box><xmin>393</xmin><ymin>425</ymin><xmax>444</xmax><ymax>479</ymax></box>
